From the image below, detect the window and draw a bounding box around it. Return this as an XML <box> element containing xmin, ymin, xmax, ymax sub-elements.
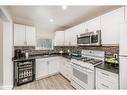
<box><xmin>36</xmin><ymin>39</ymin><xmax>53</xmax><ymax>50</ymax></box>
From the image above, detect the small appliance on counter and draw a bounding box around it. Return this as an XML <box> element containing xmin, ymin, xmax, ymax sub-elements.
<box><xmin>71</xmin><ymin>51</ymin><xmax>81</xmax><ymax>58</ymax></box>
<box><xmin>105</xmin><ymin>57</ymin><xmax>119</xmax><ymax>68</ymax></box>
<box><xmin>14</xmin><ymin>49</ymin><xmax>25</xmax><ymax>59</ymax></box>
<box><xmin>104</xmin><ymin>53</ymin><xmax>119</xmax><ymax>68</ymax></box>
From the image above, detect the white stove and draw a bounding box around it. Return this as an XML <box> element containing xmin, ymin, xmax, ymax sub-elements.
<box><xmin>70</xmin><ymin>50</ymin><xmax>104</xmax><ymax>89</ymax></box>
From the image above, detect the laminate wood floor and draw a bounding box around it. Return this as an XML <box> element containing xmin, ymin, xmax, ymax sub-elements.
<box><xmin>15</xmin><ymin>74</ymin><xmax>74</xmax><ymax>90</ymax></box>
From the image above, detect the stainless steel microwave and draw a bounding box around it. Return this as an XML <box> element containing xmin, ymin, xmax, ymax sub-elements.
<box><xmin>77</xmin><ymin>30</ymin><xmax>101</xmax><ymax>46</ymax></box>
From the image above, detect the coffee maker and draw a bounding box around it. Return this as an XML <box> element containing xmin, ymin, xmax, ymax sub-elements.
<box><xmin>14</xmin><ymin>49</ymin><xmax>25</xmax><ymax>59</ymax></box>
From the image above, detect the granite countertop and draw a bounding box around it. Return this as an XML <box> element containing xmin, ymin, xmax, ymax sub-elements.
<box><xmin>12</xmin><ymin>53</ymin><xmax>71</xmax><ymax>62</ymax></box>
<box><xmin>95</xmin><ymin>62</ymin><xmax>119</xmax><ymax>74</ymax></box>
<box><xmin>13</xmin><ymin>53</ymin><xmax>119</xmax><ymax>74</ymax></box>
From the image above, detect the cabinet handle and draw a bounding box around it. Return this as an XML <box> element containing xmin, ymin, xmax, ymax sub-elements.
<box><xmin>63</xmin><ymin>62</ymin><xmax>65</xmax><ymax>65</ymax></box>
<box><xmin>101</xmin><ymin>72</ymin><xmax>109</xmax><ymax>76</ymax></box>
<box><xmin>24</xmin><ymin>41</ymin><xmax>27</xmax><ymax>45</ymax></box>
<box><xmin>66</xmin><ymin>60</ymin><xmax>70</xmax><ymax>62</ymax></box>
<box><xmin>47</xmin><ymin>61</ymin><xmax>49</xmax><ymax>64</ymax></box>
<box><xmin>69</xmin><ymin>42</ymin><xmax>71</xmax><ymax>46</ymax></box>
<box><xmin>101</xmin><ymin>83</ymin><xmax>109</xmax><ymax>88</ymax></box>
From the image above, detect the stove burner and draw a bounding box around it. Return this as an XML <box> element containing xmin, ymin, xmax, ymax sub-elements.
<box><xmin>88</xmin><ymin>60</ymin><xmax>103</xmax><ymax>65</ymax></box>
<box><xmin>75</xmin><ymin>57</ymin><xmax>103</xmax><ymax>65</ymax></box>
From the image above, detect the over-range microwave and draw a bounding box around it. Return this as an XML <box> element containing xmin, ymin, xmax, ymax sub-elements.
<box><xmin>77</xmin><ymin>30</ymin><xmax>101</xmax><ymax>46</ymax></box>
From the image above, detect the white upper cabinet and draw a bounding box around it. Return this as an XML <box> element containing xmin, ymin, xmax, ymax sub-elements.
<box><xmin>53</xmin><ymin>7</ymin><xmax>125</xmax><ymax>46</ymax></box>
<box><xmin>54</xmin><ymin>31</ymin><xmax>65</xmax><ymax>46</ymax></box>
<box><xmin>64</xmin><ymin>23</ymin><xmax>85</xmax><ymax>46</ymax></box>
<box><xmin>64</xmin><ymin>29</ymin><xmax>71</xmax><ymax>46</ymax></box>
<box><xmin>70</xmin><ymin>27</ymin><xmax>79</xmax><ymax>46</ymax></box>
<box><xmin>26</xmin><ymin>26</ymin><xmax>36</xmax><ymax>46</ymax></box>
<box><xmin>125</xmin><ymin>6</ymin><xmax>127</xmax><ymax>22</ymax></box>
<box><xmin>14</xmin><ymin>24</ymin><xmax>36</xmax><ymax>46</ymax></box>
<box><xmin>86</xmin><ymin>16</ymin><xmax>101</xmax><ymax>32</ymax></box>
<box><xmin>14</xmin><ymin>24</ymin><xmax>26</xmax><ymax>46</ymax></box>
<box><xmin>75</xmin><ymin>22</ymin><xmax>86</xmax><ymax>35</ymax></box>
<box><xmin>101</xmin><ymin>7</ymin><xmax>124</xmax><ymax>45</ymax></box>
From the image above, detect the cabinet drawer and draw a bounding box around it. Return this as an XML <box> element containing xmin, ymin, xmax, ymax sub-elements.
<box><xmin>96</xmin><ymin>76</ymin><xmax>118</xmax><ymax>86</ymax></box>
<box><xmin>96</xmin><ymin>79</ymin><xmax>118</xmax><ymax>89</ymax></box>
<box><xmin>96</xmin><ymin>72</ymin><xmax>118</xmax><ymax>83</ymax></box>
<box><xmin>96</xmin><ymin>68</ymin><xmax>118</xmax><ymax>89</ymax></box>
<box><xmin>96</xmin><ymin>68</ymin><xmax>118</xmax><ymax>83</ymax></box>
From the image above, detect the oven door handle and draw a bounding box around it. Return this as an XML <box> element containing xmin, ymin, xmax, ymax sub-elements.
<box><xmin>85</xmin><ymin>69</ymin><xmax>93</xmax><ymax>73</ymax></box>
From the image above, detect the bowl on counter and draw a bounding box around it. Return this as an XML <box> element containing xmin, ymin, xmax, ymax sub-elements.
<box><xmin>105</xmin><ymin>57</ymin><xmax>119</xmax><ymax>67</ymax></box>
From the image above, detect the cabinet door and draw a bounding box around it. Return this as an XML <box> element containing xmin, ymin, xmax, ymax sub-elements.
<box><xmin>125</xmin><ymin>6</ymin><xmax>127</xmax><ymax>21</ymax></box>
<box><xmin>86</xmin><ymin>16</ymin><xmax>101</xmax><ymax>32</ymax></box>
<box><xmin>14</xmin><ymin>24</ymin><xmax>26</xmax><ymax>46</ymax></box>
<box><xmin>60</xmin><ymin>58</ymin><xmax>72</xmax><ymax>80</ymax></box>
<box><xmin>48</xmin><ymin>59</ymin><xmax>59</xmax><ymax>75</ymax></box>
<box><xmin>36</xmin><ymin>59</ymin><xmax>48</xmax><ymax>80</ymax></box>
<box><xmin>75</xmin><ymin>22</ymin><xmax>86</xmax><ymax>35</ymax></box>
<box><xmin>70</xmin><ymin>27</ymin><xmax>79</xmax><ymax>46</ymax></box>
<box><xmin>101</xmin><ymin>7</ymin><xmax>124</xmax><ymax>45</ymax></box>
<box><xmin>25</xmin><ymin>26</ymin><xmax>36</xmax><ymax>46</ymax></box>
<box><xmin>64</xmin><ymin>29</ymin><xmax>71</xmax><ymax>46</ymax></box>
<box><xmin>64</xmin><ymin>60</ymin><xmax>72</xmax><ymax>80</ymax></box>
<box><xmin>54</xmin><ymin>31</ymin><xmax>64</xmax><ymax>46</ymax></box>
<box><xmin>59</xmin><ymin>59</ymin><xmax>66</xmax><ymax>76</ymax></box>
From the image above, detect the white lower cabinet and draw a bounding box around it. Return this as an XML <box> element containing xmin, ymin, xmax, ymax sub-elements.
<box><xmin>95</xmin><ymin>68</ymin><xmax>118</xmax><ymax>89</ymax></box>
<box><xmin>36</xmin><ymin>57</ymin><xmax>59</xmax><ymax>80</ymax></box>
<box><xmin>36</xmin><ymin>57</ymin><xmax>72</xmax><ymax>81</ymax></box>
<box><xmin>60</xmin><ymin>57</ymin><xmax>72</xmax><ymax>81</ymax></box>
<box><xmin>48</xmin><ymin>58</ymin><xmax>59</xmax><ymax>75</ymax></box>
<box><xmin>36</xmin><ymin>59</ymin><xmax>48</xmax><ymax>80</ymax></box>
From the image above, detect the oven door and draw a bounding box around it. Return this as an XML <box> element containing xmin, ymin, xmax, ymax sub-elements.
<box><xmin>71</xmin><ymin>64</ymin><xmax>94</xmax><ymax>89</ymax></box>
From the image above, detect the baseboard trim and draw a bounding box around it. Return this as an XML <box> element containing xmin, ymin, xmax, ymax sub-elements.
<box><xmin>36</xmin><ymin>72</ymin><xmax>59</xmax><ymax>80</ymax></box>
<box><xmin>0</xmin><ymin>86</ymin><xmax>3</xmax><ymax>89</ymax></box>
<box><xmin>2</xmin><ymin>85</ymin><xmax>13</xmax><ymax>90</ymax></box>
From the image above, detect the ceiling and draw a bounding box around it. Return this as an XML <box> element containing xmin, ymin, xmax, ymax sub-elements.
<box><xmin>8</xmin><ymin>6</ymin><xmax>122</xmax><ymax>33</ymax></box>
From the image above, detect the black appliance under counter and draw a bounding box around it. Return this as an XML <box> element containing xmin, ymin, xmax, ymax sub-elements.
<box><xmin>14</xmin><ymin>59</ymin><xmax>35</xmax><ymax>86</ymax></box>
<box><xmin>95</xmin><ymin>62</ymin><xmax>119</xmax><ymax>74</ymax></box>
<box><xmin>13</xmin><ymin>56</ymin><xmax>37</xmax><ymax>62</ymax></box>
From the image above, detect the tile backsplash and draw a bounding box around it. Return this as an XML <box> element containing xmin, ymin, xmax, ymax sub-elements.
<box><xmin>14</xmin><ymin>45</ymin><xmax>119</xmax><ymax>57</ymax></box>
<box><xmin>54</xmin><ymin>46</ymin><xmax>119</xmax><ymax>57</ymax></box>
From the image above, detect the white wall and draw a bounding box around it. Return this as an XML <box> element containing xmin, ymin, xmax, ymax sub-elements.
<box><xmin>36</xmin><ymin>27</ymin><xmax>54</xmax><ymax>40</ymax></box>
<box><xmin>0</xmin><ymin>6</ymin><xmax>13</xmax><ymax>89</ymax></box>
<box><xmin>0</xmin><ymin>19</ymin><xmax>3</xmax><ymax>88</ymax></box>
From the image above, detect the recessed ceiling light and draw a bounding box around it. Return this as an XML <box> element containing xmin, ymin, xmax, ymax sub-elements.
<box><xmin>49</xmin><ymin>18</ymin><xmax>54</xmax><ymax>23</ymax></box>
<box><xmin>62</xmin><ymin>5</ymin><xmax>67</xmax><ymax>10</ymax></box>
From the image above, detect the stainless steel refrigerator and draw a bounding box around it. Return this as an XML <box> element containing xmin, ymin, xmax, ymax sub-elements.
<box><xmin>119</xmin><ymin>22</ymin><xmax>127</xmax><ymax>89</ymax></box>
